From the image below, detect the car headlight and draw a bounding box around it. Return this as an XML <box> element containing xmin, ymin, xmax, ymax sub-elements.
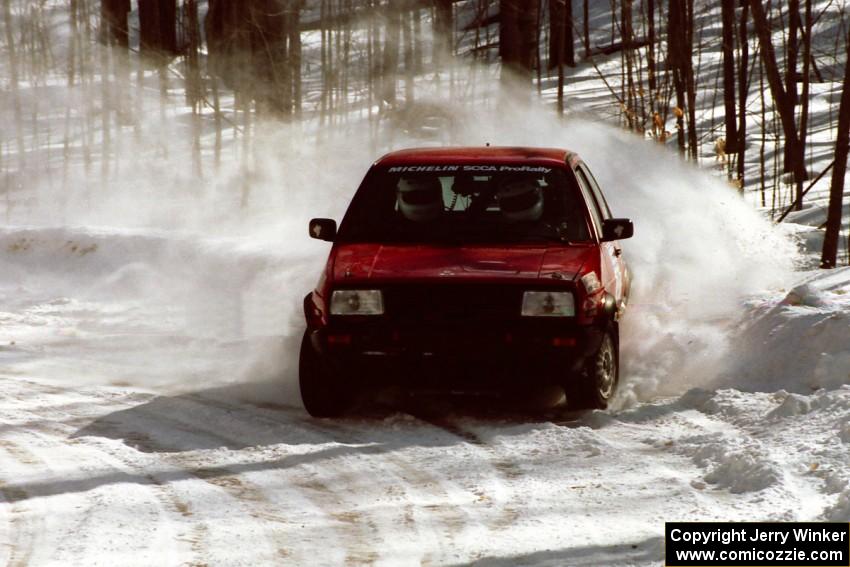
<box><xmin>330</xmin><ymin>290</ymin><xmax>384</xmax><ymax>315</ymax></box>
<box><xmin>521</xmin><ymin>291</ymin><xmax>575</xmax><ymax>317</ymax></box>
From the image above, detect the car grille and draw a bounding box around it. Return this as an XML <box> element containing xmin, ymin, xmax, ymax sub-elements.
<box><xmin>381</xmin><ymin>284</ymin><xmax>523</xmax><ymax>323</ymax></box>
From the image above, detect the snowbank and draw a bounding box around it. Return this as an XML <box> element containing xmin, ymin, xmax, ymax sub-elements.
<box><xmin>717</xmin><ymin>267</ymin><xmax>850</xmax><ymax>393</ymax></box>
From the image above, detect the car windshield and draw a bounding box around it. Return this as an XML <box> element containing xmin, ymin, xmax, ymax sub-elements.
<box><xmin>337</xmin><ymin>165</ymin><xmax>591</xmax><ymax>244</ymax></box>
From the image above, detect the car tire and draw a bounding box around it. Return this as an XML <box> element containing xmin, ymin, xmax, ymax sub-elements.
<box><xmin>299</xmin><ymin>331</ymin><xmax>349</xmax><ymax>418</ymax></box>
<box><xmin>564</xmin><ymin>327</ymin><xmax>618</xmax><ymax>410</ymax></box>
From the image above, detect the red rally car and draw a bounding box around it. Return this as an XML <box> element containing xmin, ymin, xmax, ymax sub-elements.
<box><xmin>300</xmin><ymin>147</ymin><xmax>633</xmax><ymax>417</ymax></box>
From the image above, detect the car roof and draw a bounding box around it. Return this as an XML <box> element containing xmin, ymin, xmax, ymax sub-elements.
<box><xmin>375</xmin><ymin>146</ymin><xmax>580</xmax><ymax>168</ymax></box>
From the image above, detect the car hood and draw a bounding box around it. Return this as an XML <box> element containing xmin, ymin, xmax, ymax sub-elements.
<box><xmin>332</xmin><ymin>243</ymin><xmax>595</xmax><ymax>283</ymax></box>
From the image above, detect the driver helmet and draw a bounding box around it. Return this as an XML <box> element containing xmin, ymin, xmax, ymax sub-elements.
<box><xmin>396</xmin><ymin>176</ymin><xmax>443</xmax><ymax>222</ymax></box>
<box><xmin>498</xmin><ymin>176</ymin><xmax>544</xmax><ymax>222</ymax></box>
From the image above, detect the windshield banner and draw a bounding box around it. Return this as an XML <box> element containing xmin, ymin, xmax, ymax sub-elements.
<box><xmin>387</xmin><ymin>165</ymin><xmax>553</xmax><ymax>174</ymax></box>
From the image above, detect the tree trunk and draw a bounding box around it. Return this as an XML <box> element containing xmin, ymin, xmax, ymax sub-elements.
<box><xmin>185</xmin><ymin>0</ymin><xmax>202</xmax><ymax>107</ymax></box>
<box><xmin>583</xmin><ymin>0</ymin><xmax>589</xmax><ymax>58</ymax></box>
<box><xmin>564</xmin><ymin>0</ymin><xmax>574</xmax><ymax>66</ymax></box>
<box><xmin>647</xmin><ymin>0</ymin><xmax>656</xmax><ymax>112</ymax></box>
<box><xmin>798</xmin><ymin>0</ymin><xmax>812</xmax><ymax>187</ymax></box>
<box><xmin>403</xmin><ymin>1</ymin><xmax>415</xmax><ymax>104</ymax></box>
<box><xmin>100</xmin><ymin>0</ymin><xmax>130</xmax><ymax>47</ymax></box>
<box><xmin>434</xmin><ymin>0</ymin><xmax>453</xmax><ymax>67</ymax></box>
<box><xmin>247</xmin><ymin>0</ymin><xmax>287</xmax><ymax>116</ymax></box>
<box><xmin>206</xmin><ymin>0</ymin><xmax>260</xmax><ymax>97</ymax></box>
<box><xmin>549</xmin><ymin>0</ymin><xmax>575</xmax><ymax>68</ymax></box>
<box><xmin>786</xmin><ymin>0</ymin><xmax>799</xmax><ymax>106</ymax></box>
<box><xmin>622</xmin><ymin>0</ymin><xmax>635</xmax><ymax>130</ymax></box>
<box><xmin>552</xmin><ymin>0</ymin><xmax>565</xmax><ymax>112</ymax></box>
<box><xmin>382</xmin><ymin>3</ymin><xmax>401</xmax><ymax>105</ymax></box>
<box><xmin>289</xmin><ymin>1</ymin><xmax>303</xmax><ymax>118</ymax></box>
<box><xmin>205</xmin><ymin>0</ymin><xmax>302</xmax><ymax>118</ymax></box>
<box><xmin>69</xmin><ymin>0</ymin><xmax>78</xmax><ymax>85</ymax></box>
<box><xmin>684</xmin><ymin>0</ymin><xmax>697</xmax><ymax>161</ymax></box>
<box><xmin>820</xmin><ymin>31</ymin><xmax>850</xmax><ymax>268</ymax></box>
<box><xmin>2</xmin><ymin>0</ymin><xmax>24</xmax><ymax>170</ymax></box>
<box><xmin>500</xmin><ymin>0</ymin><xmax>538</xmax><ymax>88</ymax></box>
<box><xmin>668</xmin><ymin>0</ymin><xmax>686</xmax><ymax>154</ymax></box>
<box><xmin>721</xmin><ymin>0</ymin><xmax>738</xmax><ymax>153</ymax></box>
<box><xmin>319</xmin><ymin>0</ymin><xmax>328</xmax><ymax>124</ymax></box>
<box><xmin>413</xmin><ymin>5</ymin><xmax>423</xmax><ymax>72</ymax></box>
<box><xmin>782</xmin><ymin>0</ymin><xmax>800</xmax><ymax>173</ymax></box>
<box><xmin>500</xmin><ymin>0</ymin><xmax>521</xmax><ymax>81</ymax></box>
<box><xmin>736</xmin><ymin>0</ymin><xmax>749</xmax><ymax>186</ymax></box>
<box><xmin>749</xmin><ymin>0</ymin><xmax>807</xmax><ymax>208</ymax></box>
<box><xmin>138</xmin><ymin>0</ymin><xmax>177</xmax><ymax>55</ymax></box>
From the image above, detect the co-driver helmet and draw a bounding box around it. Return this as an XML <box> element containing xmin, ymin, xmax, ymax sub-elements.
<box><xmin>396</xmin><ymin>176</ymin><xmax>443</xmax><ymax>222</ymax></box>
<box><xmin>498</xmin><ymin>176</ymin><xmax>544</xmax><ymax>222</ymax></box>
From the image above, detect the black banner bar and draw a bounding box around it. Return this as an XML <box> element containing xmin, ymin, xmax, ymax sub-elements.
<box><xmin>665</xmin><ymin>522</ymin><xmax>850</xmax><ymax>567</ymax></box>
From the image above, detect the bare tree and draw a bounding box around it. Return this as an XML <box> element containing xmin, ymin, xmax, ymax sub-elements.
<box><xmin>736</xmin><ymin>0</ymin><xmax>750</xmax><ymax>186</ymax></box>
<box><xmin>2</xmin><ymin>0</ymin><xmax>24</xmax><ymax>171</ymax></box>
<box><xmin>138</xmin><ymin>0</ymin><xmax>178</xmax><ymax>55</ymax></box>
<box><xmin>721</xmin><ymin>0</ymin><xmax>738</xmax><ymax>156</ymax></box>
<box><xmin>583</xmin><ymin>0</ymin><xmax>589</xmax><ymax>58</ymax></box>
<box><xmin>100</xmin><ymin>0</ymin><xmax>130</xmax><ymax>46</ymax></box>
<box><xmin>551</xmin><ymin>0</ymin><xmax>566</xmax><ymax>113</ymax></box>
<box><xmin>289</xmin><ymin>1</ymin><xmax>303</xmax><ymax>118</ymax></box>
<box><xmin>621</xmin><ymin>0</ymin><xmax>636</xmax><ymax>130</ymax></box>
<box><xmin>820</xmin><ymin>30</ymin><xmax>850</xmax><ymax>268</ymax></box>
<box><xmin>646</xmin><ymin>0</ymin><xmax>656</xmax><ymax>114</ymax></box>
<box><xmin>382</xmin><ymin>2</ymin><xmax>401</xmax><ymax>104</ymax></box>
<box><xmin>549</xmin><ymin>0</ymin><xmax>575</xmax><ymax>68</ymax></box>
<box><xmin>403</xmin><ymin>0</ymin><xmax>415</xmax><ymax>103</ymax></box>
<box><xmin>206</xmin><ymin>1</ymin><xmax>250</xmax><ymax>87</ymax></box>
<box><xmin>500</xmin><ymin>0</ymin><xmax>539</xmax><ymax>89</ymax></box>
<box><xmin>786</xmin><ymin>0</ymin><xmax>800</xmax><ymax>107</ymax></box>
<box><xmin>798</xmin><ymin>0</ymin><xmax>812</xmax><ymax>179</ymax></box>
<box><xmin>668</xmin><ymin>0</ymin><xmax>687</xmax><ymax>154</ymax></box>
<box><xmin>204</xmin><ymin>0</ymin><xmax>302</xmax><ymax>119</ymax></box>
<box><xmin>749</xmin><ymin>0</ymin><xmax>807</xmax><ymax>210</ymax></box>
<box><xmin>184</xmin><ymin>0</ymin><xmax>202</xmax><ymax>177</ymax></box>
<box><xmin>434</xmin><ymin>0</ymin><xmax>453</xmax><ymax>67</ymax></box>
<box><xmin>684</xmin><ymin>0</ymin><xmax>697</xmax><ymax>160</ymax></box>
<box><xmin>782</xmin><ymin>0</ymin><xmax>801</xmax><ymax>173</ymax></box>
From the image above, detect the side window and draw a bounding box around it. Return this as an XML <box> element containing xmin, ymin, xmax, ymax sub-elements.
<box><xmin>578</xmin><ymin>164</ymin><xmax>613</xmax><ymax>219</ymax></box>
<box><xmin>573</xmin><ymin>168</ymin><xmax>604</xmax><ymax>239</ymax></box>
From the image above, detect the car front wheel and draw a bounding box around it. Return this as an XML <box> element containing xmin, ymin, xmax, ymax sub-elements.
<box><xmin>564</xmin><ymin>328</ymin><xmax>618</xmax><ymax>410</ymax></box>
<box><xmin>299</xmin><ymin>331</ymin><xmax>349</xmax><ymax>418</ymax></box>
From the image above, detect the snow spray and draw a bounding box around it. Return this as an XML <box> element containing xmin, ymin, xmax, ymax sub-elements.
<box><xmin>0</xmin><ymin>66</ymin><xmax>798</xmax><ymax>405</ymax></box>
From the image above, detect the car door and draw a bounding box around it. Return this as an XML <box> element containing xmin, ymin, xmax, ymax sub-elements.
<box><xmin>574</xmin><ymin>163</ymin><xmax>629</xmax><ymax>312</ymax></box>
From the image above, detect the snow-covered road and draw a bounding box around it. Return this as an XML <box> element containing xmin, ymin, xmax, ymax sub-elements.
<box><xmin>1</xmin><ymin>345</ymin><xmax>848</xmax><ymax>565</ymax></box>
<box><xmin>0</xmin><ymin>133</ymin><xmax>847</xmax><ymax>564</ymax></box>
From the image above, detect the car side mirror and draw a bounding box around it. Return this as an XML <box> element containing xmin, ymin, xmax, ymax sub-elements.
<box><xmin>309</xmin><ymin>218</ymin><xmax>337</xmax><ymax>242</ymax></box>
<box><xmin>601</xmin><ymin>218</ymin><xmax>634</xmax><ymax>241</ymax></box>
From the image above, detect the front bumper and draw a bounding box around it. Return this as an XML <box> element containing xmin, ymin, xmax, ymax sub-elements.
<box><xmin>307</xmin><ymin>319</ymin><xmax>605</xmax><ymax>388</ymax></box>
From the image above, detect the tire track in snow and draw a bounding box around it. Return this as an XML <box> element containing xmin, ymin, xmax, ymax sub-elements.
<box><xmin>3</xmin><ymin>377</ymin><xmax>498</xmax><ymax>563</ymax></box>
<box><xmin>0</xmin><ymin>378</ymin><xmax>268</xmax><ymax>565</ymax></box>
<box><xmin>9</xmin><ymin>374</ymin><xmax>774</xmax><ymax>564</ymax></box>
<box><xmin>0</xmin><ymin>404</ymin><xmax>197</xmax><ymax>564</ymax></box>
<box><xmin>0</xmin><ymin>378</ymin><xmax>70</xmax><ymax>567</ymax></box>
<box><xmin>183</xmin><ymin>395</ymin><xmax>491</xmax><ymax>564</ymax></box>
<box><xmin>408</xmin><ymin>414</ymin><xmax>529</xmax><ymax>532</ymax></box>
<box><xmin>31</xmin><ymin>397</ymin><xmax>306</xmax><ymax>563</ymax></box>
<box><xmin>180</xmin><ymin>395</ymin><xmax>430</xmax><ymax>564</ymax></box>
<box><xmin>76</xmin><ymin>402</ymin><xmax>295</xmax><ymax>564</ymax></box>
<box><xmin>103</xmin><ymin>393</ymin><xmax>421</xmax><ymax>563</ymax></box>
<box><xmin>22</xmin><ymin>385</ymin><xmax>357</xmax><ymax>564</ymax></box>
<box><xmin>0</xmin><ymin>439</ymin><xmax>40</xmax><ymax>567</ymax></box>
